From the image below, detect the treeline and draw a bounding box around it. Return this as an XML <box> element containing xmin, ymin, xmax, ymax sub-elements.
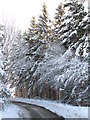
<box><xmin>6</xmin><ymin>0</ymin><xmax>89</xmax><ymax>106</ymax></box>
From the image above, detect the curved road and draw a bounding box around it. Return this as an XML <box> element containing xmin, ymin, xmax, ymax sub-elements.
<box><xmin>12</xmin><ymin>101</ymin><xmax>65</xmax><ymax>120</ymax></box>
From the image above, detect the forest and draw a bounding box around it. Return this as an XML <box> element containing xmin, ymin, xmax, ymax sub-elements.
<box><xmin>0</xmin><ymin>0</ymin><xmax>89</xmax><ymax>107</ymax></box>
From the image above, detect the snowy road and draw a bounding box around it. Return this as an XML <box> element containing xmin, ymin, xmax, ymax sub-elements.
<box><xmin>12</xmin><ymin>101</ymin><xmax>64</xmax><ymax>119</ymax></box>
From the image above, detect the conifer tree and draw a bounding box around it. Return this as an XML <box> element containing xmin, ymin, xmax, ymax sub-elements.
<box><xmin>26</xmin><ymin>16</ymin><xmax>37</xmax><ymax>43</ymax></box>
<box><xmin>28</xmin><ymin>16</ymin><xmax>39</xmax><ymax>48</ymax></box>
<box><xmin>54</xmin><ymin>0</ymin><xmax>88</xmax><ymax>51</ymax></box>
<box><xmin>37</xmin><ymin>3</ymin><xmax>50</xmax><ymax>42</ymax></box>
<box><xmin>0</xmin><ymin>25</ymin><xmax>10</xmax><ymax>110</ymax></box>
<box><xmin>54</xmin><ymin>3</ymin><xmax>65</xmax><ymax>41</ymax></box>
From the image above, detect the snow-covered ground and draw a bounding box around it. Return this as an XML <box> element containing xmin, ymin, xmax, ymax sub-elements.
<box><xmin>9</xmin><ymin>98</ymin><xmax>89</xmax><ymax>119</ymax></box>
<box><xmin>0</xmin><ymin>103</ymin><xmax>30</xmax><ymax>120</ymax></box>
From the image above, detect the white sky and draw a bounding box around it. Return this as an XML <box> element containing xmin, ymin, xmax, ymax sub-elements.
<box><xmin>0</xmin><ymin>0</ymin><xmax>64</xmax><ymax>31</ymax></box>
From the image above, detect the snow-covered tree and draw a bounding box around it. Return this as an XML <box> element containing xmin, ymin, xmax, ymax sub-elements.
<box><xmin>24</xmin><ymin>1</ymin><xmax>89</xmax><ymax>105</ymax></box>
<box><xmin>25</xmin><ymin>16</ymin><xmax>37</xmax><ymax>42</ymax></box>
<box><xmin>18</xmin><ymin>4</ymin><xmax>52</xmax><ymax>98</ymax></box>
<box><xmin>2</xmin><ymin>1</ymin><xmax>88</xmax><ymax>107</ymax></box>
<box><xmin>0</xmin><ymin>24</ymin><xmax>11</xmax><ymax>111</ymax></box>
<box><xmin>37</xmin><ymin>3</ymin><xmax>51</xmax><ymax>42</ymax></box>
<box><xmin>54</xmin><ymin>3</ymin><xmax>64</xmax><ymax>41</ymax></box>
<box><xmin>4</xmin><ymin>30</ymin><xmax>30</xmax><ymax>97</ymax></box>
<box><xmin>58</xmin><ymin>1</ymin><xmax>88</xmax><ymax>50</ymax></box>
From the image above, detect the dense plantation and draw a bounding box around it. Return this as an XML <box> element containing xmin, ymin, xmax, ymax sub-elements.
<box><xmin>0</xmin><ymin>0</ymin><xmax>89</xmax><ymax>106</ymax></box>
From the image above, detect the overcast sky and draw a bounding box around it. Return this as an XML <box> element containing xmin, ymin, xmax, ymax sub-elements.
<box><xmin>0</xmin><ymin>0</ymin><xmax>64</xmax><ymax>31</ymax></box>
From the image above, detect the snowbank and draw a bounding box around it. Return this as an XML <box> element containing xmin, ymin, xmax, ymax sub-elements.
<box><xmin>0</xmin><ymin>103</ymin><xmax>30</xmax><ymax>119</ymax></box>
<box><xmin>1</xmin><ymin>104</ymin><xmax>20</xmax><ymax>119</ymax></box>
<box><xmin>9</xmin><ymin>98</ymin><xmax>89</xmax><ymax>119</ymax></box>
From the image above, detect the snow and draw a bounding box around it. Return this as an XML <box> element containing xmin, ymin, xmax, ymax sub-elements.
<box><xmin>0</xmin><ymin>35</ymin><xmax>3</xmax><ymax>40</ymax></box>
<box><xmin>9</xmin><ymin>98</ymin><xmax>89</xmax><ymax>119</ymax></box>
<box><xmin>69</xmin><ymin>30</ymin><xmax>77</xmax><ymax>38</ymax></box>
<box><xmin>1</xmin><ymin>104</ymin><xmax>20</xmax><ymax>119</ymax></box>
<box><xmin>0</xmin><ymin>103</ymin><xmax>30</xmax><ymax>119</ymax></box>
<box><xmin>0</xmin><ymin>2</ymin><xmax>88</xmax><ymax>118</ymax></box>
<box><xmin>0</xmin><ymin>28</ymin><xmax>5</xmax><ymax>77</ymax></box>
<box><xmin>75</xmin><ymin>36</ymin><xmax>89</xmax><ymax>58</ymax></box>
<box><xmin>84</xmin><ymin>0</ymin><xmax>88</xmax><ymax>12</ymax></box>
<box><xmin>7</xmin><ymin>83</ymin><xmax>16</xmax><ymax>98</ymax></box>
<box><xmin>0</xmin><ymin>51</ymin><xmax>4</xmax><ymax>69</ymax></box>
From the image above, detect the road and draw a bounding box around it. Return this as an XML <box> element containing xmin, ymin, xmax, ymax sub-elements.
<box><xmin>12</xmin><ymin>101</ymin><xmax>65</xmax><ymax>120</ymax></box>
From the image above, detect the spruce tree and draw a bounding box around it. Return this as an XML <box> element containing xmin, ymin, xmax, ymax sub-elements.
<box><xmin>0</xmin><ymin>25</ymin><xmax>10</xmax><ymax>111</ymax></box>
<box><xmin>25</xmin><ymin>16</ymin><xmax>37</xmax><ymax>43</ymax></box>
<box><xmin>37</xmin><ymin>3</ymin><xmax>50</xmax><ymax>42</ymax></box>
<box><xmin>28</xmin><ymin>16</ymin><xmax>38</xmax><ymax>48</ymax></box>
<box><xmin>54</xmin><ymin>3</ymin><xmax>64</xmax><ymax>41</ymax></box>
<box><xmin>55</xmin><ymin>0</ymin><xmax>88</xmax><ymax>51</ymax></box>
<box><xmin>23</xmin><ymin>4</ymin><xmax>53</xmax><ymax>98</ymax></box>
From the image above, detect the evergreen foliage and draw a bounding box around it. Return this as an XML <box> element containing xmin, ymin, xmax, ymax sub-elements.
<box><xmin>37</xmin><ymin>3</ymin><xmax>51</xmax><ymax>42</ymax></box>
<box><xmin>54</xmin><ymin>3</ymin><xmax>65</xmax><ymax>40</ymax></box>
<box><xmin>3</xmin><ymin>1</ymin><xmax>89</xmax><ymax>106</ymax></box>
<box><xmin>0</xmin><ymin>25</ymin><xmax>10</xmax><ymax>111</ymax></box>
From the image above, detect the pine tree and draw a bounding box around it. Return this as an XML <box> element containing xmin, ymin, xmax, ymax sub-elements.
<box><xmin>25</xmin><ymin>16</ymin><xmax>37</xmax><ymax>43</ymax></box>
<box><xmin>22</xmin><ymin>10</ymin><xmax>50</xmax><ymax>98</ymax></box>
<box><xmin>55</xmin><ymin>0</ymin><xmax>88</xmax><ymax>51</ymax></box>
<box><xmin>23</xmin><ymin>4</ymin><xmax>53</xmax><ymax>98</ymax></box>
<box><xmin>54</xmin><ymin>3</ymin><xmax>65</xmax><ymax>41</ymax></box>
<box><xmin>37</xmin><ymin>3</ymin><xmax>50</xmax><ymax>42</ymax></box>
<box><xmin>0</xmin><ymin>25</ymin><xmax>11</xmax><ymax>110</ymax></box>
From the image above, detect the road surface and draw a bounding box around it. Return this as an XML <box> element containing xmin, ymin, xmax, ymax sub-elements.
<box><xmin>12</xmin><ymin>101</ymin><xmax>65</xmax><ymax>120</ymax></box>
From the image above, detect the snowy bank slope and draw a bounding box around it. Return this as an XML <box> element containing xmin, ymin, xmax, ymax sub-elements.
<box><xmin>9</xmin><ymin>98</ymin><xmax>89</xmax><ymax>119</ymax></box>
<box><xmin>0</xmin><ymin>103</ymin><xmax>30</xmax><ymax>119</ymax></box>
<box><xmin>1</xmin><ymin>104</ymin><xmax>20</xmax><ymax>119</ymax></box>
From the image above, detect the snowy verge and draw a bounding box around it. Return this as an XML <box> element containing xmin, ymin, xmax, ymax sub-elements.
<box><xmin>9</xmin><ymin>98</ymin><xmax>89</xmax><ymax>119</ymax></box>
<box><xmin>0</xmin><ymin>103</ymin><xmax>30</xmax><ymax>119</ymax></box>
<box><xmin>1</xmin><ymin>104</ymin><xmax>20</xmax><ymax>119</ymax></box>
